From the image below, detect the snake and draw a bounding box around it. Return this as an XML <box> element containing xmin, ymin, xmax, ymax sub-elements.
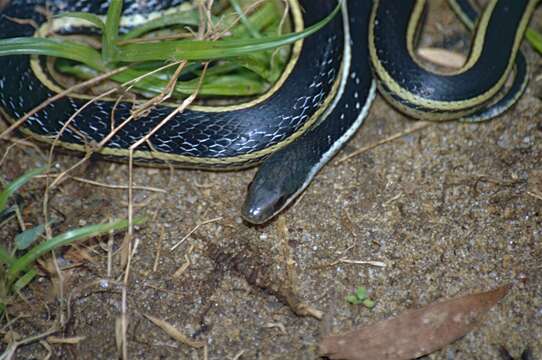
<box><xmin>0</xmin><ymin>0</ymin><xmax>538</xmax><ymax>224</ymax></box>
<box><xmin>370</xmin><ymin>0</ymin><xmax>538</xmax><ymax>121</ymax></box>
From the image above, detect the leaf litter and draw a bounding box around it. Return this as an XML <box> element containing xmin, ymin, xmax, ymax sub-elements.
<box><xmin>319</xmin><ymin>285</ymin><xmax>511</xmax><ymax>360</ymax></box>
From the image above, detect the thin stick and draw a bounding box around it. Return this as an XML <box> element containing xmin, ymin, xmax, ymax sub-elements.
<box><xmin>127</xmin><ymin>63</ymin><xmax>209</xmax><ymax>235</ymax></box>
<box><xmin>0</xmin><ymin>327</ymin><xmax>58</xmax><ymax>360</ymax></box>
<box><xmin>527</xmin><ymin>191</ymin><xmax>542</xmax><ymax>201</ymax></box>
<box><xmin>338</xmin><ymin>259</ymin><xmax>387</xmax><ymax>267</ymax></box>
<box><xmin>0</xmin><ymin>67</ymin><xmax>128</xmax><ymax>141</ymax></box>
<box><xmin>170</xmin><ymin>217</ymin><xmax>223</xmax><ymax>251</ymax></box>
<box><xmin>153</xmin><ymin>226</ymin><xmax>165</xmax><ymax>272</ymax></box>
<box><xmin>107</xmin><ymin>226</ymin><xmax>114</xmax><ymax>278</ymax></box>
<box><xmin>336</xmin><ymin>122</ymin><xmax>432</xmax><ymax>165</ymax></box>
<box><xmin>39</xmin><ymin>174</ymin><xmax>166</xmax><ymax>193</ymax></box>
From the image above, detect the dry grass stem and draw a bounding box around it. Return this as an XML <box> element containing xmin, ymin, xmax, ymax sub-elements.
<box><xmin>0</xmin><ymin>137</ymin><xmax>46</xmax><ymax>166</ymax></box>
<box><xmin>144</xmin><ymin>284</ymin><xmax>186</xmax><ymax>299</ymax></box>
<box><xmin>131</xmin><ymin>60</ymin><xmax>188</xmax><ymax>118</ymax></box>
<box><xmin>107</xmin><ymin>219</ymin><xmax>115</xmax><ymax>277</ymax></box>
<box><xmin>263</xmin><ymin>322</ymin><xmax>287</xmax><ymax>335</ymax></box>
<box><xmin>170</xmin><ymin>217</ymin><xmax>223</xmax><ymax>251</ymax></box>
<box><xmin>39</xmin><ymin>339</ymin><xmax>52</xmax><ymax>360</ymax></box>
<box><xmin>0</xmin><ymin>327</ymin><xmax>59</xmax><ymax>360</ymax></box>
<box><xmin>38</xmin><ymin>173</ymin><xmax>166</xmax><ymax>193</ymax></box>
<box><xmin>337</xmin><ymin>259</ymin><xmax>386</xmax><ymax>267</ymax></box>
<box><xmin>231</xmin><ymin>350</ymin><xmax>246</xmax><ymax>360</ymax></box>
<box><xmin>337</xmin><ymin>122</ymin><xmax>432</xmax><ymax>164</ymax></box>
<box><xmin>120</xmin><ymin>286</ymin><xmax>128</xmax><ymax>360</ymax></box>
<box><xmin>153</xmin><ymin>225</ymin><xmax>166</xmax><ymax>272</ymax></box>
<box><xmin>527</xmin><ymin>191</ymin><xmax>542</xmax><ymax>201</ymax></box>
<box><xmin>3</xmin><ymin>15</ymin><xmax>38</xmax><ymax>29</ymax></box>
<box><xmin>0</xmin><ymin>67</ymin><xmax>128</xmax><ymax>141</ymax></box>
<box><xmin>144</xmin><ymin>314</ymin><xmax>206</xmax><ymax>349</ymax></box>
<box><xmin>173</xmin><ymin>244</ymin><xmax>195</xmax><ymax>278</ymax></box>
<box><xmin>46</xmin><ymin>336</ymin><xmax>85</xmax><ymax>344</ymax></box>
<box><xmin>128</xmin><ymin>63</ymin><xmax>208</xmax><ymax>237</ymax></box>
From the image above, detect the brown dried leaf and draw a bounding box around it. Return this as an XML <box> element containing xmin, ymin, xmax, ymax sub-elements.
<box><xmin>319</xmin><ymin>285</ymin><xmax>511</xmax><ymax>360</ymax></box>
<box><xmin>144</xmin><ymin>314</ymin><xmax>206</xmax><ymax>349</ymax></box>
<box><xmin>417</xmin><ymin>47</ymin><xmax>467</xmax><ymax>69</ymax></box>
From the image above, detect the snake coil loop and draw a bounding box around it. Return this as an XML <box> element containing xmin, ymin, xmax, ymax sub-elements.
<box><xmin>0</xmin><ymin>0</ymin><xmax>537</xmax><ymax>224</ymax></box>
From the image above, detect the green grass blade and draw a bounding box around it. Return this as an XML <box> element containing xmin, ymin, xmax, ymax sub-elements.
<box><xmin>57</xmin><ymin>62</ymin><xmax>266</xmax><ymax>96</ymax></box>
<box><xmin>228</xmin><ymin>0</ymin><xmax>261</xmax><ymax>38</ymax></box>
<box><xmin>102</xmin><ymin>0</ymin><xmax>123</xmax><ymax>65</ymax></box>
<box><xmin>54</xmin><ymin>12</ymin><xmax>105</xmax><ymax>30</ymax></box>
<box><xmin>526</xmin><ymin>28</ymin><xmax>542</xmax><ymax>54</ymax></box>
<box><xmin>115</xmin><ymin>2</ymin><xmax>341</xmax><ymax>62</ymax></box>
<box><xmin>189</xmin><ymin>62</ymin><xmax>241</xmax><ymax>77</ymax></box>
<box><xmin>0</xmin><ymin>245</ymin><xmax>15</xmax><ymax>267</ymax></box>
<box><xmin>234</xmin><ymin>52</ymin><xmax>273</xmax><ymax>81</ymax></box>
<box><xmin>12</xmin><ymin>268</ymin><xmax>38</xmax><ymax>293</ymax></box>
<box><xmin>0</xmin><ymin>37</ymin><xmax>104</xmax><ymax>69</ymax></box>
<box><xmin>119</xmin><ymin>11</ymin><xmax>201</xmax><ymax>41</ymax></box>
<box><xmin>7</xmin><ymin>217</ymin><xmax>144</xmax><ymax>283</ymax></box>
<box><xmin>0</xmin><ymin>167</ymin><xmax>46</xmax><ymax>213</ymax></box>
<box><xmin>192</xmin><ymin>74</ymin><xmax>268</xmax><ymax>95</ymax></box>
<box><xmin>229</xmin><ymin>1</ymin><xmax>278</xmax><ymax>38</ymax></box>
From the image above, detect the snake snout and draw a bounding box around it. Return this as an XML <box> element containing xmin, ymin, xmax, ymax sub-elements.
<box><xmin>241</xmin><ymin>187</ymin><xmax>288</xmax><ymax>225</ymax></box>
<box><xmin>241</xmin><ymin>168</ymin><xmax>294</xmax><ymax>225</ymax></box>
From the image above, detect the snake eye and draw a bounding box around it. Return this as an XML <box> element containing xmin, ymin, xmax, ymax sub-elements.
<box><xmin>246</xmin><ymin>180</ymin><xmax>254</xmax><ymax>191</ymax></box>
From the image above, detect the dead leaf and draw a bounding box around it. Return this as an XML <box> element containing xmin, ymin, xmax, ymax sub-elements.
<box><xmin>144</xmin><ymin>314</ymin><xmax>206</xmax><ymax>349</ymax></box>
<box><xmin>417</xmin><ymin>47</ymin><xmax>466</xmax><ymax>69</ymax></box>
<box><xmin>319</xmin><ymin>285</ymin><xmax>510</xmax><ymax>360</ymax></box>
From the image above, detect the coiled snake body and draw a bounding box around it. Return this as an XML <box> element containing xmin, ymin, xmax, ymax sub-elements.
<box><xmin>0</xmin><ymin>0</ymin><xmax>538</xmax><ymax>223</ymax></box>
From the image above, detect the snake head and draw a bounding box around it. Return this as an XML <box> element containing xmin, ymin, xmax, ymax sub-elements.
<box><xmin>241</xmin><ymin>144</ymin><xmax>315</xmax><ymax>225</ymax></box>
<box><xmin>241</xmin><ymin>180</ymin><xmax>290</xmax><ymax>225</ymax></box>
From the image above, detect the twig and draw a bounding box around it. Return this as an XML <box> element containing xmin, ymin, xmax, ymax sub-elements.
<box><xmin>336</xmin><ymin>122</ymin><xmax>432</xmax><ymax>164</ymax></box>
<box><xmin>527</xmin><ymin>191</ymin><xmax>542</xmax><ymax>201</ymax></box>
<box><xmin>0</xmin><ymin>327</ymin><xmax>59</xmax><ymax>360</ymax></box>
<box><xmin>0</xmin><ymin>67</ymin><xmax>128</xmax><ymax>141</ymax></box>
<box><xmin>173</xmin><ymin>245</ymin><xmax>195</xmax><ymax>278</ymax></box>
<box><xmin>337</xmin><ymin>259</ymin><xmax>387</xmax><ymax>267</ymax></box>
<box><xmin>170</xmin><ymin>217</ymin><xmax>223</xmax><ymax>251</ymax></box>
<box><xmin>38</xmin><ymin>174</ymin><xmax>166</xmax><ymax>193</ymax></box>
<box><xmin>144</xmin><ymin>314</ymin><xmax>206</xmax><ymax>348</ymax></box>
<box><xmin>107</xmin><ymin>220</ymin><xmax>115</xmax><ymax>278</ymax></box>
<box><xmin>128</xmin><ymin>63</ymin><xmax>208</xmax><ymax>237</ymax></box>
<box><xmin>153</xmin><ymin>226</ymin><xmax>165</xmax><ymax>272</ymax></box>
<box><xmin>231</xmin><ymin>350</ymin><xmax>246</xmax><ymax>360</ymax></box>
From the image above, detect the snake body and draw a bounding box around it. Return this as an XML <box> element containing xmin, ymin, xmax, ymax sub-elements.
<box><xmin>0</xmin><ymin>0</ymin><xmax>345</xmax><ymax>169</ymax></box>
<box><xmin>0</xmin><ymin>0</ymin><xmax>538</xmax><ymax>224</ymax></box>
<box><xmin>370</xmin><ymin>0</ymin><xmax>537</xmax><ymax>121</ymax></box>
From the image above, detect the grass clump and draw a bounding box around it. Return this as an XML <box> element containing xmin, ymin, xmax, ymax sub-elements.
<box><xmin>0</xmin><ymin>0</ymin><xmax>341</xmax><ymax>100</ymax></box>
<box><xmin>0</xmin><ymin>168</ymin><xmax>140</xmax><ymax>315</ymax></box>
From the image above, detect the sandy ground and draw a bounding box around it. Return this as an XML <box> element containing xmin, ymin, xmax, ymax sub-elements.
<box><xmin>1</xmin><ymin>1</ymin><xmax>541</xmax><ymax>359</ymax></box>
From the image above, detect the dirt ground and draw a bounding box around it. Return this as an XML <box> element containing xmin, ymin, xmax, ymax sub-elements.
<box><xmin>1</xmin><ymin>1</ymin><xmax>541</xmax><ymax>359</ymax></box>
